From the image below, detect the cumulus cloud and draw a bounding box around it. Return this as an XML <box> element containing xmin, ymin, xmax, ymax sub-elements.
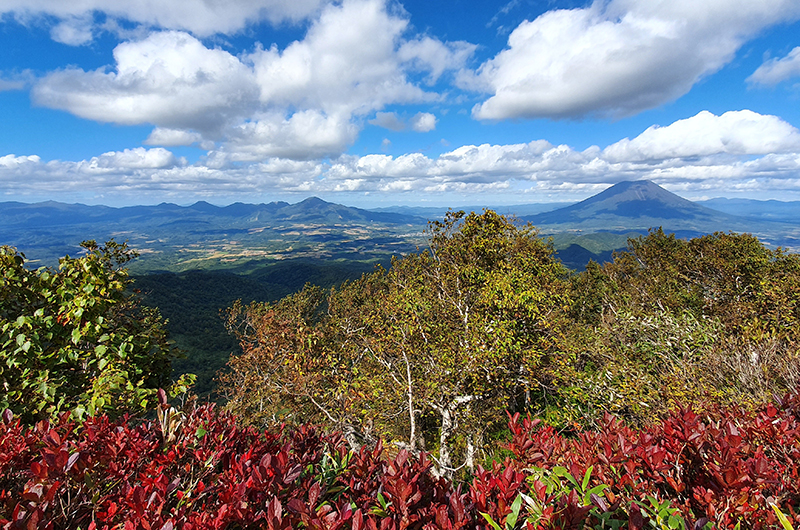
<box><xmin>32</xmin><ymin>31</ymin><xmax>259</xmax><ymax>134</ymax></box>
<box><xmin>467</xmin><ymin>0</ymin><xmax>800</xmax><ymax>120</ymax></box>
<box><xmin>369</xmin><ymin>111</ymin><xmax>437</xmax><ymax>132</ymax></box>
<box><xmin>84</xmin><ymin>148</ymin><xmax>183</xmax><ymax>171</ymax></box>
<box><xmin>29</xmin><ymin>0</ymin><xmax>454</xmax><ymax>162</ymax></box>
<box><xmin>305</xmin><ymin>110</ymin><xmax>800</xmax><ymax>195</ymax></box>
<box><xmin>0</xmin><ymin>70</ymin><xmax>33</xmax><ymax>91</ymax></box>
<box><xmin>5</xmin><ymin>110</ymin><xmax>800</xmax><ymax>203</ymax></box>
<box><xmin>0</xmin><ymin>151</ymin><xmax>324</xmax><ymax>202</ymax></box>
<box><xmin>50</xmin><ymin>16</ymin><xmax>94</xmax><ymax>45</ymax></box>
<box><xmin>603</xmin><ymin>110</ymin><xmax>800</xmax><ymax>162</ymax></box>
<box><xmin>250</xmin><ymin>0</ymin><xmax>432</xmax><ymax>114</ymax></box>
<box><xmin>0</xmin><ymin>79</ymin><xmax>24</xmax><ymax>91</ymax></box>
<box><xmin>145</xmin><ymin>128</ymin><xmax>209</xmax><ymax>148</ymax></box>
<box><xmin>1</xmin><ymin>0</ymin><xmax>326</xmax><ymax>41</ymax></box>
<box><xmin>370</xmin><ymin>112</ymin><xmax>406</xmax><ymax>131</ymax></box>
<box><xmin>398</xmin><ymin>36</ymin><xmax>477</xmax><ymax>84</ymax></box>
<box><xmin>410</xmin><ymin>112</ymin><xmax>437</xmax><ymax>132</ymax></box>
<box><xmin>748</xmin><ymin>47</ymin><xmax>800</xmax><ymax>86</ymax></box>
<box><xmin>221</xmin><ymin>111</ymin><xmax>360</xmax><ymax>161</ymax></box>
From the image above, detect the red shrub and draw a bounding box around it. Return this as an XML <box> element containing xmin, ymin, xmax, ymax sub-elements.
<box><xmin>505</xmin><ymin>393</ymin><xmax>800</xmax><ymax>529</ymax></box>
<box><xmin>3</xmin><ymin>391</ymin><xmax>800</xmax><ymax>529</ymax></box>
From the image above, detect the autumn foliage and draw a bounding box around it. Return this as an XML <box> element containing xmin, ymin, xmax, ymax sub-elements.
<box><xmin>2</xmin><ymin>389</ymin><xmax>800</xmax><ymax>529</ymax></box>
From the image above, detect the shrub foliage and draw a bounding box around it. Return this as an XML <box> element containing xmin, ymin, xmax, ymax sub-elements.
<box><xmin>2</xmin><ymin>390</ymin><xmax>800</xmax><ymax>529</ymax></box>
<box><xmin>0</xmin><ymin>241</ymin><xmax>178</xmax><ymax>423</ymax></box>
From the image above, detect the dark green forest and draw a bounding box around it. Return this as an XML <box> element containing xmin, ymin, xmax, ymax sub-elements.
<box><xmin>132</xmin><ymin>259</ymin><xmax>388</xmax><ymax>396</ymax></box>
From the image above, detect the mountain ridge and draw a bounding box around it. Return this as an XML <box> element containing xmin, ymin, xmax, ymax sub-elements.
<box><xmin>2</xmin><ymin>180</ymin><xmax>798</xmax><ymax>269</ymax></box>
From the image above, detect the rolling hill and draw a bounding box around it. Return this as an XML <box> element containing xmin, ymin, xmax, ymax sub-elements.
<box><xmin>0</xmin><ymin>197</ymin><xmax>427</xmax><ymax>270</ymax></box>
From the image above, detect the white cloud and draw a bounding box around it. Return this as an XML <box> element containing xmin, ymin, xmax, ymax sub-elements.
<box><xmin>220</xmin><ymin>110</ymin><xmax>360</xmax><ymax>161</ymax></box>
<box><xmin>410</xmin><ymin>112</ymin><xmax>437</xmax><ymax>132</ymax></box>
<box><xmin>0</xmin><ymin>151</ymin><xmax>323</xmax><ymax>202</ymax></box>
<box><xmin>145</xmin><ymin>128</ymin><xmax>208</xmax><ymax>148</ymax></box>
<box><xmin>398</xmin><ymin>36</ymin><xmax>477</xmax><ymax>84</ymax></box>
<box><xmin>0</xmin><ymin>154</ymin><xmax>41</xmax><ymax>171</ymax></box>
<box><xmin>50</xmin><ymin>15</ymin><xmax>94</xmax><ymax>45</ymax></box>
<box><xmin>467</xmin><ymin>0</ymin><xmax>800</xmax><ymax>120</ymax></box>
<box><xmin>369</xmin><ymin>111</ymin><xmax>437</xmax><ymax>132</ymax></box>
<box><xmin>748</xmin><ymin>47</ymin><xmax>800</xmax><ymax>86</ymax></box>
<box><xmin>250</xmin><ymin>0</ymin><xmax>432</xmax><ymax>114</ymax></box>
<box><xmin>1</xmin><ymin>0</ymin><xmax>327</xmax><ymax>41</ymax></box>
<box><xmin>0</xmin><ymin>70</ymin><xmax>33</xmax><ymax>91</ymax></box>
<box><xmin>602</xmin><ymin>110</ymin><xmax>800</xmax><ymax>162</ymax></box>
<box><xmin>29</xmin><ymin>0</ymin><xmax>455</xmax><ymax>162</ymax></box>
<box><xmin>6</xmin><ymin>110</ymin><xmax>800</xmax><ymax>203</ymax></box>
<box><xmin>0</xmin><ymin>79</ymin><xmax>24</xmax><ymax>91</ymax></box>
<box><xmin>84</xmin><ymin>148</ymin><xmax>182</xmax><ymax>171</ymax></box>
<box><xmin>32</xmin><ymin>31</ymin><xmax>259</xmax><ymax>134</ymax></box>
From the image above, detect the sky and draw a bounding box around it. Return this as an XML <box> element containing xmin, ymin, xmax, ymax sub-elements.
<box><xmin>1</xmin><ymin>0</ymin><xmax>800</xmax><ymax>207</ymax></box>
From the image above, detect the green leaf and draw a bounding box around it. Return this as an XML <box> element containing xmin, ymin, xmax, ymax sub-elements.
<box><xmin>668</xmin><ymin>514</ymin><xmax>682</xmax><ymax>529</ymax></box>
<box><xmin>581</xmin><ymin>465</ymin><xmax>593</xmax><ymax>492</ymax></box>
<box><xmin>506</xmin><ymin>494</ymin><xmax>523</xmax><ymax>530</ymax></box>
<box><xmin>587</xmin><ymin>484</ymin><xmax>609</xmax><ymax>497</ymax></box>
<box><xmin>553</xmin><ymin>466</ymin><xmax>579</xmax><ymax>488</ymax></box>
<box><xmin>771</xmin><ymin>503</ymin><xmax>795</xmax><ymax>530</ymax></box>
<box><xmin>480</xmin><ymin>513</ymin><xmax>504</xmax><ymax>530</ymax></box>
<box><xmin>376</xmin><ymin>492</ymin><xmax>389</xmax><ymax>511</ymax></box>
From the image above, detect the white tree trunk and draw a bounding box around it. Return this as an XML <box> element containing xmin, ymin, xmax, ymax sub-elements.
<box><xmin>438</xmin><ymin>405</ymin><xmax>456</xmax><ymax>480</ymax></box>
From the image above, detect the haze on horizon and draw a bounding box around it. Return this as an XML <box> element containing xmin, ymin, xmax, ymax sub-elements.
<box><xmin>2</xmin><ymin>0</ymin><xmax>800</xmax><ymax>208</ymax></box>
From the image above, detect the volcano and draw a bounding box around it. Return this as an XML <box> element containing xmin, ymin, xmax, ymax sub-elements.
<box><xmin>523</xmin><ymin>180</ymin><xmax>751</xmax><ymax>234</ymax></box>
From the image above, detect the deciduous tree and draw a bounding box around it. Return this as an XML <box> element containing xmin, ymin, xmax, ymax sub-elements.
<box><xmin>221</xmin><ymin>210</ymin><xmax>572</xmax><ymax>478</ymax></box>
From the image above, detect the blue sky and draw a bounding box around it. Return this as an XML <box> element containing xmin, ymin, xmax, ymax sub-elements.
<box><xmin>1</xmin><ymin>0</ymin><xmax>800</xmax><ymax>207</ymax></box>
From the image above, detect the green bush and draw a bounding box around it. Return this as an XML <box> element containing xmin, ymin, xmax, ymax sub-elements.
<box><xmin>0</xmin><ymin>240</ymin><xmax>179</xmax><ymax>423</ymax></box>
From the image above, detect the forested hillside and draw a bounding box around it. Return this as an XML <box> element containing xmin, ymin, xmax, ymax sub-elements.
<box><xmin>133</xmin><ymin>260</ymin><xmax>386</xmax><ymax>396</ymax></box>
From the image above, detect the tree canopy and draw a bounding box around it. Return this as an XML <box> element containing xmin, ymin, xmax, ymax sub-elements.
<box><xmin>220</xmin><ymin>219</ymin><xmax>800</xmax><ymax>479</ymax></box>
<box><xmin>220</xmin><ymin>210</ymin><xmax>572</xmax><ymax>478</ymax></box>
<box><xmin>558</xmin><ymin>228</ymin><xmax>800</xmax><ymax>424</ymax></box>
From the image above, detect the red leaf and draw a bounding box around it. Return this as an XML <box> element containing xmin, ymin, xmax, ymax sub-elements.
<box><xmin>628</xmin><ymin>503</ymin><xmax>644</xmax><ymax>530</ymax></box>
<box><xmin>352</xmin><ymin>509</ymin><xmax>364</xmax><ymax>530</ymax></box>
<box><xmin>268</xmin><ymin>496</ymin><xmax>282</xmax><ymax>521</ymax></box>
<box><xmin>65</xmin><ymin>452</ymin><xmax>80</xmax><ymax>472</ymax></box>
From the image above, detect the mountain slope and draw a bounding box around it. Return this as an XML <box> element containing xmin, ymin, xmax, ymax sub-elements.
<box><xmin>525</xmin><ymin>180</ymin><xmax>753</xmax><ymax>233</ymax></box>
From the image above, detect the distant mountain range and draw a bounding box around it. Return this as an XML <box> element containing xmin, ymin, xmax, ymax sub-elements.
<box><xmin>0</xmin><ymin>196</ymin><xmax>421</xmax><ymax>228</ymax></box>
<box><xmin>1</xmin><ymin>180</ymin><xmax>798</xmax><ymax>271</ymax></box>
<box><xmin>697</xmin><ymin>197</ymin><xmax>800</xmax><ymax>224</ymax></box>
